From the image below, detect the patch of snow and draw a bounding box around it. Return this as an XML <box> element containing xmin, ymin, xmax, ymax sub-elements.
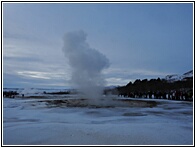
<box><xmin>165</xmin><ymin>74</ymin><xmax>181</xmax><ymax>82</ymax></box>
<box><xmin>164</xmin><ymin>70</ymin><xmax>193</xmax><ymax>82</ymax></box>
<box><xmin>3</xmin><ymin>96</ymin><xmax>193</xmax><ymax>146</ymax></box>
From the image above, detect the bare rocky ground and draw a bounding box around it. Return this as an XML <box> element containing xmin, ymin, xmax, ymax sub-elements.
<box><xmin>37</xmin><ymin>98</ymin><xmax>158</xmax><ymax>108</ymax></box>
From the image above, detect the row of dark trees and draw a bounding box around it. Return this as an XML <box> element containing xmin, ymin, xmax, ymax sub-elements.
<box><xmin>105</xmin><ymin>77</ymin><xmax>193</xmax><ymax>101</ymax></box>
<box><xmin>3</xmin><ymin>91</ymin><xmax>19</xmax><ymax>98</ymax></box>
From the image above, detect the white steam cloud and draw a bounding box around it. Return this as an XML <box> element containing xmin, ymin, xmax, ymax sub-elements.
<box><xmin>62</xmin><ymin>30</ymin><xmax>109</xmax><ymax>99</ymax></box>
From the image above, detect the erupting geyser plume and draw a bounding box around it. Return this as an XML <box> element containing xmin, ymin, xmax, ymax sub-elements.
<box><xmin>62</xmin><ymin>30</ymin><xmax>109</xmax><ymax>99</ymax></box>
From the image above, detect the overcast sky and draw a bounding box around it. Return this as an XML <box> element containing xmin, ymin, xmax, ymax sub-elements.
<box><xmin>3</xmin><ymin>2</ymin><xmax>193</xmax><ymax>88</ymax></box>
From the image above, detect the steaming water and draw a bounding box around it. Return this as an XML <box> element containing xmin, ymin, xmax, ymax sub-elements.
<box><xmin>62</xmin><ymin>30</ymin><xmax>109</xmax><ymax>99</ymax></box>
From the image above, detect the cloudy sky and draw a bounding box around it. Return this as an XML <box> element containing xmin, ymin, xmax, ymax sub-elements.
<box><xmin>3</xmin><ymin>2</ymin><xmax>193</xmax><ymax>88</ymax></box>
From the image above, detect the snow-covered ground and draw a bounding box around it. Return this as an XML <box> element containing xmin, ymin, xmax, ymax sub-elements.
<box><xmin>3</xmin><ymin>94</ymin><xmax>193</xmax><ymax>146</ymax></box>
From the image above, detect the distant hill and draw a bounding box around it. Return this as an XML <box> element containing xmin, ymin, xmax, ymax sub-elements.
<box><xmin>165</xmin><ymin>70</ymin><xmax>193</xmax><ymax>82</ymax></box>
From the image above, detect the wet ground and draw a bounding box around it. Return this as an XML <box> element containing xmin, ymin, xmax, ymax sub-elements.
<box><xmin>3</xmin><ymin>95</ymin><xmax>193</xmax><ymax>145</ymax></box>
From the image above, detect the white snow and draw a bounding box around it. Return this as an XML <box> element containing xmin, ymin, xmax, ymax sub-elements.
<box><xmin>3</xmin><ymin>95</ymin><xmax>193</xmax><ymax>146</ymax></box>
<box><xmin>165</xmin><ymin>70</ymin><xmax>193</xmax><ymax>82</ymax></box>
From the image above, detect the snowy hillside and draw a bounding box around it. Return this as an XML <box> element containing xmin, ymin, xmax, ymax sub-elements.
<box><xmin>182</xmin><ymin>70</ymin><xmax>193</xmax><ymax>79</ymax></box>
<box><xmin>165</xmin><ymin>70</ymin><xmax>193</xmax><ymax>82</ymax></box>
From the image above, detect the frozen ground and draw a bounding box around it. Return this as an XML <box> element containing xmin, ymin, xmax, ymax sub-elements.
<box><xmin>3</xmin><ymin>94</ymin><xmax>193</xmax><ymax>146</ymax></box>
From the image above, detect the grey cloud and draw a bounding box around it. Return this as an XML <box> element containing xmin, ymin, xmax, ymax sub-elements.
<box><xmin>3</xmin><ymin>55</ymin><xmax>43</xmax><ymax>63</ymax></box>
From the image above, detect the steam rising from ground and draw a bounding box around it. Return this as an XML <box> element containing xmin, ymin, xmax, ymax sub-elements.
<box><xmin>62</xmin><ymin>30</ymin><xmax>109</xmax><ymax>99</ymax></box>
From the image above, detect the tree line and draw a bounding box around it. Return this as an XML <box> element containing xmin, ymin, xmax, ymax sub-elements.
<box><xmin>104</xmin><ymin>77</ymin><xmax>193</xmax><ymax>101</ymax></box>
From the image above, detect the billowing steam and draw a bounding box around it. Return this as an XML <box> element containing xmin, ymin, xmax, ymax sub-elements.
<box><xmin>62</xmin><ymin>30</ymin><xmax>109</xmax><ymax>99</ymax></box>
